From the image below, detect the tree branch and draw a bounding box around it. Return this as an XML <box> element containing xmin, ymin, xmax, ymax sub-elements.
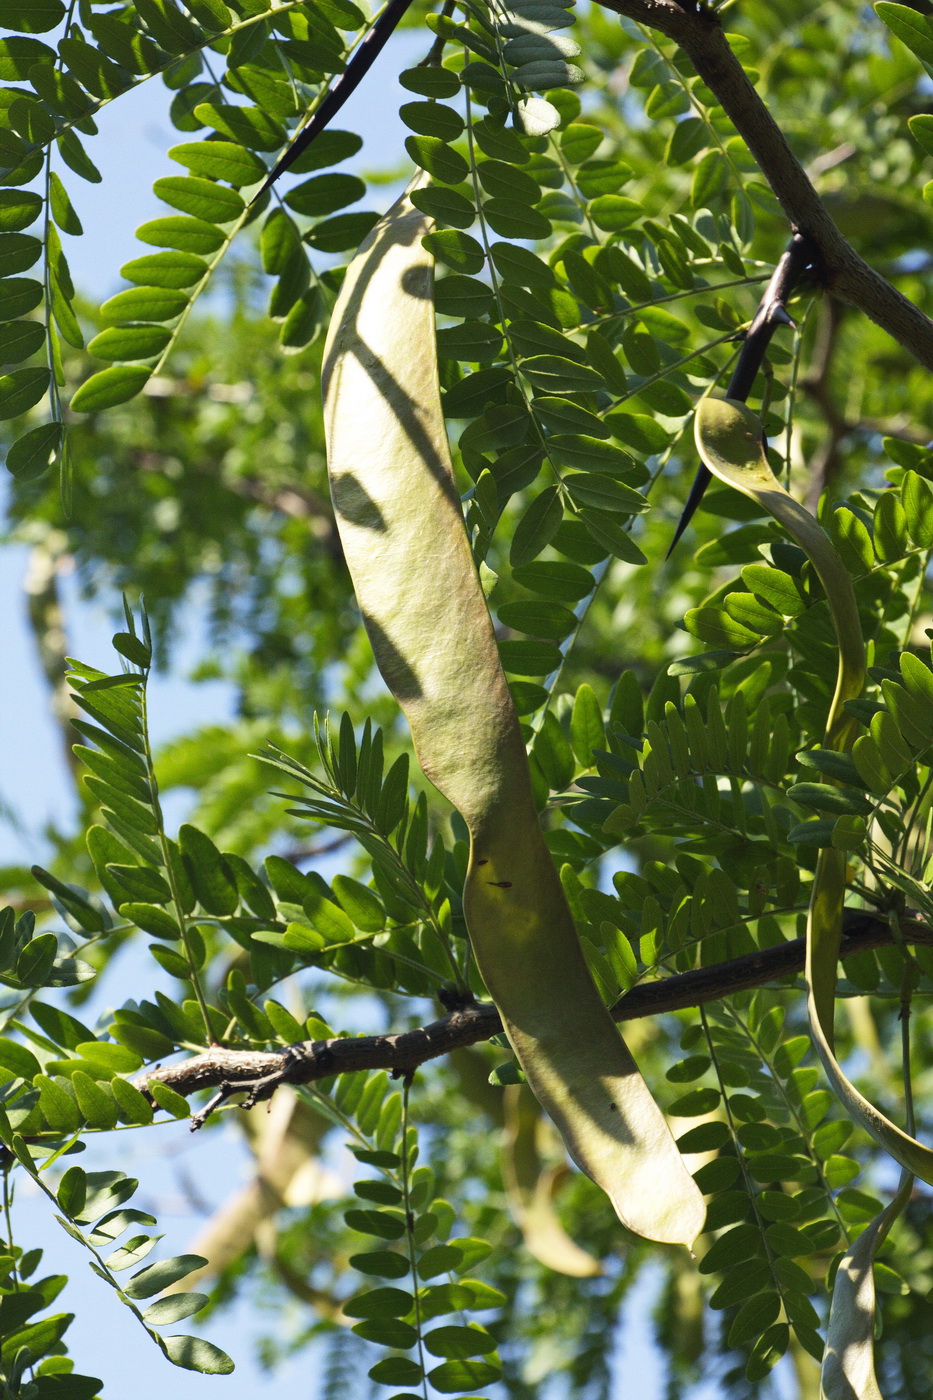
<box><xmin>136</xmin><ymin>909</ymin><xmax>933</xmax><ymax>1125</ymax></box>
<box><xmin>594</xmin><ymin>0</ymin><xmax>933</xmax><ymax>369</ymax></box>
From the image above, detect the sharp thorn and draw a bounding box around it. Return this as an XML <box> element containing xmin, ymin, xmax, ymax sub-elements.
<box><xmin>667</xmin><ymin>465</ymin><xmax>712</xmax><ymax>559</ymax></box>
<box><xmin>251</xmin><ymin>0</ymin><xmax>415</xmax><ymax>204</ymax></box>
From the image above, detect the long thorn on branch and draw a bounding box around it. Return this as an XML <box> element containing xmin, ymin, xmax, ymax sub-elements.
<box><xmin>135</xmin><ymin>908</ymin><xmax>933</xmax><ymax>1129</ymax></box>
<box><xmin>253</xmin><ymin>0</ymin><xmax>415</xmax><ymax>200</ymax></box>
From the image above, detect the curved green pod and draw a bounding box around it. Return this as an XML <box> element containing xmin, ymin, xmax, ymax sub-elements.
<box><xmin>694</xmin><ymin>396</ymin><xmax>933</xmax><ymax>1180</ymax></box>
<box><xmin>820</xmin><ymin>1171</ymin><xmax>911</xmax><ymax>1400</ymax></box>
<box><xmin>693</xmin><ymin>397</ymin><xmax>863</xmax><ymax>754</ymax></box>
<box><xmin>321</xmin><ymin>179</ymin><xmax>705</xmax><ymax>1249</ymax></box>
<box><xmin>695</xmin><ymin>396</ymin><xmax>925</xmax><ymax>1396</ymax></box>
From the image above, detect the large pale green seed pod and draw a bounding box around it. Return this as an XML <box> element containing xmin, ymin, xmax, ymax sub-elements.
<box><xmin>322</xmin><ymin>178</ymin><xmax>705</xmax><ymax>1249</ymax></box>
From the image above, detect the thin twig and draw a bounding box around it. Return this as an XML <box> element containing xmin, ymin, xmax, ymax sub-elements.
<box><xmin>276</xmin><ymin>833</ymin><xmax>355</xmax><ymax>865</ymax></box>
<box><xmin>418</xmin><ymin>0</ymin><xmax>455</xmax><ymax>66</ymax></box>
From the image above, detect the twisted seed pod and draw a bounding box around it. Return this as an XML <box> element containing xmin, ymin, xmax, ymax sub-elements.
<box><xmin>820</xmin><ymin>1172</ymin><xmax>911</xmax><ymax>1400</ymax></box>
<box><xmin>502</xmin><ymin>1084</ymin><xmax>602</xmax><ymax>1277</ymax></box>
<box><xmin>322</xmin><ymin>178</ymin><xmax>705</xmax><ymax>1249</ymax></box>
<box><xmin>695</xmin><ymin>395</ymin><xmax>926</xmax><ymax>1398</ymax></box>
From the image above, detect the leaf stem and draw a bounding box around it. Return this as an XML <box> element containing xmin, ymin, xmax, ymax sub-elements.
<box><xmin>462</xmin><ymin>87</ymin><xmax>563</xmax><ymax>494</ymax></box>
<box><xmin>2</xmin><ymin>1162</ymin><xmax>18</xmax><ymax>1287</ymax></box>
<box><xmin>698</xmin><ymin>1005</ymin><xmax>792</xmax><ymax>1321</ymax></box>
<box><xmin>136</xmin><ymin>677</ymin><xmax>214</xmax><ymax>1040</ymax></box>
<box><xmin>590</xmin><ymin>272</ymin><xmax>769</xmax><ymax>332</ymax></box>
<box><xmin>400</xmin><ymin>1078</ymin><xmax>430</xmax><ymax>1400</ymax></box>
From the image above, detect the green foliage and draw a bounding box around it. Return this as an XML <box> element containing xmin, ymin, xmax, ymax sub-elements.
<box><xmin>680</xmin><ymin>996</ymin><xmax>859</xmax><ymax>1381</ymax></box>
<box><xmin>0</xmin><ymin>1215</ymin><xmax>102</xmax><ymax>1399</ymax></box>
<box><xmin>338</xmin><ymin>1079</ymin><xmax>503</xmax><ymax>1396</ymax></box>
<box><xmin>1</xmin><ymin>0</ymin><xmax>933</xmax><ymax>1388</ymax></box>
<box><xmin>1</xmin><ymin>1131</ymin><xmax>232</xmax><ymax>1374</ymax></box>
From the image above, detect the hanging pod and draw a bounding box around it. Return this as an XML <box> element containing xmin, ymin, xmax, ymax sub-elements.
<box><xmin>820</xmin><ymin>1172</ymin><xmax>912</xmax><ymax>1400</ymax></box>
<box><xmin>695</xmin><ymin>396</ymin><xmax>928</xmax><ymax>1398</ymax></box>
<box><xmin>321</xmin><ymin>175</ymin><xmax>705</xmax><ymax>1249</ymax></box>
<box><xmin>502</xmin><ymin>1083</ymin><xmax>602</xmax><ymax>1277</ymax></box>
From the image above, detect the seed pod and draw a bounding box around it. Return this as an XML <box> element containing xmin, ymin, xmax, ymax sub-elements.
<box><xmin>694</xmin><ymin>395</ymin><xmax>933</xmax><ymax>1172</ymax></box>
<box><xmin>322</xmin><ymin>178</ymin><xmax>705</xmax><ymax>1248</ymax></box>
<box><xmin>502</xmin><ymin>1084</ymin><xmax>602</xmax><ymax>1277</ymax></box>
<box><xmin>821</xmin><ymin>1171</ymin><xmax>911</xmax><ymax>1400</ymax></box>
<box><xmin>695</xmin><ymin>395</ymin><xmax>925</xmax><ymax>1398</ymax></box>
<box><xmin>694</xmin><ymin>395</ymin><xmax>863</xmax><ymax>752</ymax></box>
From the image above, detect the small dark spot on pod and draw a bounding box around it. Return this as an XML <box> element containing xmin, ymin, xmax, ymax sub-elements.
<box><xmin>488</xmin><ymin>880</ymin><xmax>512</xmax><ymax>888</ymax></box>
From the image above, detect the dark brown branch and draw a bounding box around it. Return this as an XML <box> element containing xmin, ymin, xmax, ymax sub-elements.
<box><xmin>276</xmin><ymin>833</ymin><xmax>355</xmax><ymax>865</ymax></box>
<box><xmin>593</xmin><ymin>0</ymin><xmax>933</xmax><ymax>370</ymax></box>
<box><xmin>232</xmin><ymin>475</ymin><xmax>334</xmax><ymax>526</ymax></box>
<box><xmin>229</xmin><ymin>475</ymin><xmax>345</xmax><ymax>566</ymax></box>
<box><xmin>135</xmin><ymin>909</ymin><xmax>933</xmax><ymax>1126</ymax></box>
<box><xmin>798</xmin><ymin>301</ymin><xmax>928</xmax><ymax>508</ymax></box>
<box><xmin>133</xmin><ymin>441</ymin><xmax>345</xmax><ymax>561</ymax></box>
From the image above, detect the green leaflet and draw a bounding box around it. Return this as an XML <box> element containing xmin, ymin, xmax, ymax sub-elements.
<box><xmin>875</xmin><ymin>1</ymin><xmax>933</xmax><ymax>65</ymax></box>
<box><xmin>70</xmin><ymin>364</ymin><xmax>151</xmax><ymax>411</ymax></box>
<box><xmin>323</xmin><ymin>176</ymin><xmax>705</xmax><ymax>1249</ymax></box>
